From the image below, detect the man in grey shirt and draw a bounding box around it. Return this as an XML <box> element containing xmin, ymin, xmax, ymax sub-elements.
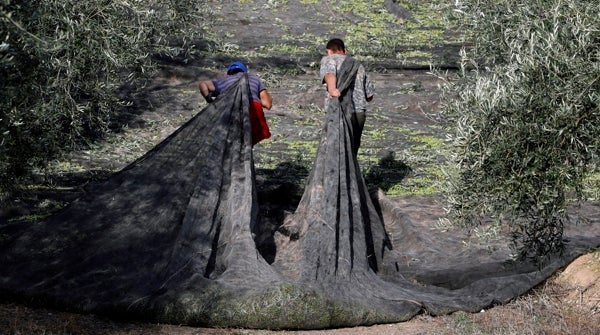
<box><xmin>320</xmin><ymin>38</ymin><xmax>374</xmax><ymax>156</ymax></box>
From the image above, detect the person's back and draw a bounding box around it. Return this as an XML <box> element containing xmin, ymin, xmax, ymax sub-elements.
<box><xmin>212</xmin><ymin>72</ymin><xmax>269</xmax><ymax>107</ymax></box>
<box><xmin>319</xmin><ymin>38</ymin><xmax>374</xmax><ymax>155</ymax></box>
<box><xmin>198</xmin><ymin>61</ymin><xmax>273</xmax><ymax>145</ymax></box>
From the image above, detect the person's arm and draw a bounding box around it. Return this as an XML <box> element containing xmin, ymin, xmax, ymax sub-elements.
<box><xmin>198</xmin><ymin>80</ymin><xmax>216</xmax><ymax>102</ymax></box>
<box><xmin>260</xmin><ymin>89</ymin><xmax>273</xmax><ymax>109</ymax></box>
<box><xmin>365</xmin><ymin>71</ymin><xmax>374</xmax><ymax>102</ymax></box>
<box><xmin>324</xmin><ymin>72</ymin><xmax>340</xmax><ymax>98</ymax></box>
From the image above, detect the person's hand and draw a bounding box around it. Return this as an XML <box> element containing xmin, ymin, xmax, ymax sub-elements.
<box><xmin>204</xmin><ymin>92</ymin><xmax>216</xmax><ymax>103</ymax></box>
<box><xmin>328</xmin><ymin>87</ymin><xmax>341</xmax><ymax>98</ymax></box>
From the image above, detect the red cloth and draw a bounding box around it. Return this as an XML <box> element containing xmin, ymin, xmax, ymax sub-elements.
<box><xmin>249</xmin><ymin>100</ymin><xmax>271</xmax><ymax>145</ymax></box>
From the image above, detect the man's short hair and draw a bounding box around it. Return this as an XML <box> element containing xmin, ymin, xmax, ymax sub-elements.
<box><xmin>326</xmin><ymin>38</ymin><xmax>345</xmax><ymax>52</ymax></box>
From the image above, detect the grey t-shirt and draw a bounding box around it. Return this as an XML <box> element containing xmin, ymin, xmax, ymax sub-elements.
<box><xmin>319</xmin><ymin>54</ymin><xmax>374</xmax><ymax>113</ymax></box>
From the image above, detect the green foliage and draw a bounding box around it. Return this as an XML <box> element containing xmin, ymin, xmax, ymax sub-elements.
<box><xmin>441</xmin><ymin>0</ymin><xmax>600</xmax><ymax>259</ymax></box>
<box><xmin>0</xmin><ymin>0</ymin><xmax>208</xmax><ymax>188</ymax></box>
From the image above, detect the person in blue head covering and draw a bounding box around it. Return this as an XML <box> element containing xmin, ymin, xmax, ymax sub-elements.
<box><xmin>198</xmin><ymin>61</ymin><xmax>273</xmax><ymax>145</ymax></box>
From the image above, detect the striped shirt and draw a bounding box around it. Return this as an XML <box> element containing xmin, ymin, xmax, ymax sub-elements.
<box><xmin>212</xmin><ymin>72</ymin><xmax>266</xmax><ymax>102</ymax></box>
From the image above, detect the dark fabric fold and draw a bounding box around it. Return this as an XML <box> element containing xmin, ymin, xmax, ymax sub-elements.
<box><xmin>1</xmin><ymin>72</ymin><xmax>600</xmax><ymax>329</ymax></box>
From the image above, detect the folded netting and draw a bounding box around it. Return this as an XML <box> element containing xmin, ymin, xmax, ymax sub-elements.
<box><xmin>1</xmin><ymin>74</ymin><xmax>600</xmax><ymax>329</ymax></box>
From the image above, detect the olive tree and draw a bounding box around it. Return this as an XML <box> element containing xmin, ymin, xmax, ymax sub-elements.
<box><xmin>0</xmin><ymin>0</ymin><xmax>209</xmax><ymax>188</ymax></box>
<box><xmin>441</xmin><ymin>0</ymin><xmax>600</xmax><ymax>259</ymax></box>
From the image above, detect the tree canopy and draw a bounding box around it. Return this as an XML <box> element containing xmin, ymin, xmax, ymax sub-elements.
<box><xmin>0</xmin><ymin>0</ymin><xmax>208</xmax><ymax>189</ymax></box>
<box><xmin>441</xmin><ymin>0</ymin><xmax>600</xmax><ymax>259</ymax></box>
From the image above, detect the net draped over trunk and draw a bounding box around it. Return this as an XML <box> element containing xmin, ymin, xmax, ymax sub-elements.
<box><xmin>1</xmin><ymin>73</ymin><xmax>600</xmax><ymax>329</ymax></box>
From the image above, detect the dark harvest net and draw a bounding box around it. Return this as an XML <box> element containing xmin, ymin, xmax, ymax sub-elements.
<box><xmin>1</xmin><ymin>73</ymin><xmax>599</xmax><ymax>329</ymax></box>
